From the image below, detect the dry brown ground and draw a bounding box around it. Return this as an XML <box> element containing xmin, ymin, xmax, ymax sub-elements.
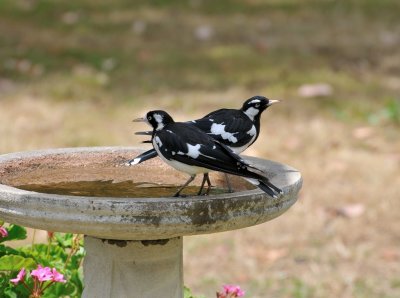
<box><xmin>1</xmin><ymin>91</ymin><xmax>399</xmax><ymax>297</ymax></box>
<box><xmin>185</xmin><ymin>106</ymin><xmax>400</xmax><ymax>298</ymax></box>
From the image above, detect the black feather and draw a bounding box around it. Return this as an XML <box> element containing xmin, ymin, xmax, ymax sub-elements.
<box><xmin>151</xmin><ymin>119</ymin><xmax>282</xmax><ymax>197</ymax></box>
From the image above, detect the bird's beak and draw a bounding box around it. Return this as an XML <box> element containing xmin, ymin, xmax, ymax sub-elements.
<box><xmin>267</xmin><ymin>99</ymin><xmax>281</xmax><ymax>106</ymax></box>
<box><xmin>132</xmin><ymin>117</ymin><xmax>146</xmax><ymax>122</ymax></box>
<box><xmin>135</xmin><ymin>131</ymin><xmax>152</xmax><ymax>136</ymax></box>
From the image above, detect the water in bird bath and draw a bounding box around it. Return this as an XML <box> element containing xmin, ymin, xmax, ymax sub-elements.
<box><xmin>15</xmin><ymin>180</ymin><xmax>230</xmax><ymax>198</ymax></box>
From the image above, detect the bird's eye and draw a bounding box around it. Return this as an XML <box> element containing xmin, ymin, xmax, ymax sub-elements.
<box><xmin>147</xmin><ymin>116</ymin><xmax>152</xmax><ymax>121</ymax></box>
<box><xmin>255</xmin><ymin>103</ymin><xmax>260</xmax><ymax>108</ymax></box>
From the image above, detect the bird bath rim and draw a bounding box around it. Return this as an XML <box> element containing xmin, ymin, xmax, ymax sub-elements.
<box><xmin>0</xmin><ymin>146</ymin><xmax>302</xmax><ymax>240</ymax></box>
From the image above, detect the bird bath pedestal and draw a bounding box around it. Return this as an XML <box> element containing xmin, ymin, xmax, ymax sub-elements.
<box><xmin>0</xmin><ymin>147</ymin><xmax>302</xmax><ymax>298</ymax></box>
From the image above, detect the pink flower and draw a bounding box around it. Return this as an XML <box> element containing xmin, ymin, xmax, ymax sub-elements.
<box><xmin>10</xmin><ymin>265</ymin><xmax>67</xmax><ymax>297</ymax></box>
<box><xmin>10</xmin><ymin>268</ymin><xmax>26</xmax><ymax>284</ymax></box>
<box><xmin>31</xmin><ymin>265</ymin><xmax>53</xmax><ymax>282</ymax></box>
<box><xmin>0</xmin><ymin>226</ymin><xmax>8</xmax><ymax>238</ymax></box>
<box><xmin>223</xmin><ymin>285</ymin><xmax>245</xmax><ymax>297</ymax></box>
<box><xmin>51</xmin><ymin>268</ymin><xmax>66</xmax><ymax>283</ymax></box>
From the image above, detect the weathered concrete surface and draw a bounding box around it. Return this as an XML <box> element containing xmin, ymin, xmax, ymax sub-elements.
<box><xmin>0</xmin><ymin>147</ymin><xmax>302</xmax><ymax>240</ymax></box>
<box><xmin>82</xmin><ymin>236</ymin><xmax>183</xmax><ymax>298</ymax></box>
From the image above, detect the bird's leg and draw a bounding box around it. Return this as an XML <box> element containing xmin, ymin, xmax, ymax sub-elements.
<box><xmin>205</xmin><ymin>173</ymin><xmax>212</xmax><ymax>195</ymax></box>
<box><xmin>225</xmin><ymin>173</ymin><xmax>234</xmax><ymax>193</ymax></box>
<box><xmin>173</xmin><ymin>175</ymin><xmax>196</xmax><ymax>197</ymax></box>
<box><xmin>197</xmin><ymin>174</ymin><xmax>208</xmax><ymax>196</ymax></box>
<box><xmin>197</xmin><ymin>173</ymin><xmax>213</xmax><ymax>196</ymax></box>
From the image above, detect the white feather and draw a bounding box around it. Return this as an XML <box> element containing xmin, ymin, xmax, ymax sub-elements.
<box><xmin>243</xmin><ymin>107</ymin><xmax>259</xmax><ymax>121</ymax></box>
<box><xmin>125</xmin><ymin>158</ymin><xmax>141</xmax><ymax>166</ymax></box>
<box><xmin>210</xmin><ymin>123</ymin><xmax>238</xmax><ymax>143</ymax></box>
<box><xmin>247</xmin><ymin>125</ymin><xmax>256</xmax><ymax>136</ymax></box>
<box><xmin>187</xmin><ymin>144</ymin><xmax>201</xmax><ymax>159</ymax></box>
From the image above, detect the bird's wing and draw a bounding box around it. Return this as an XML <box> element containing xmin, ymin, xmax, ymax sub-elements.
<box><xmin>192</xmin><ymin>110</ymin><xmax>255</xmax><ymax>148</ymax></box>
<box><xmin>155</xmin><ymin>124</ymin><xmax>265</xmax><ymax>179</ymax></box>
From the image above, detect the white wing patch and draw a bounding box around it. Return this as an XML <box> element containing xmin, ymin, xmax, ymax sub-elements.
<box><xmin>185</xmin><ymin>143</ymin><xmax>216</xmax><ymax>160</ymax></box>
<box><xmin>210</xmin><ymin>123</ymin><xmax>238</xmax><ymax>143</ymax></box>
<box><xmin>187</xmin><ymin>144</ymin><xmax>201</xmax><ymax>158</ymax></box>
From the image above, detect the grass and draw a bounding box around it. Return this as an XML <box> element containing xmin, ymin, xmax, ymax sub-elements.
<box><xmin>1</xmin><ymin>0</ymin><xmax>399</xmax><ymax>104</ymax></box>
<box><xmin>1</xmin><ymin>0</ymin><xmax>400</xmax><ymax>297</ymax></box>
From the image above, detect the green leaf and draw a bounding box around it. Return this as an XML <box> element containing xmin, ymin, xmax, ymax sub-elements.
<box><xmin>184</xmin><ymin>287</ymin><xmax>193</xmax><ymax>298</ymax></box>
<box><xmin>184</xmin><ymin>286</ymin><xmax>204</xmax><ymax>298</ymax></box>
<box><xmin>0</xmin><ymin>255</ymin><xmax>36</xmax><ymax>271</ymax></box>
<box><xmin>2</xmin><ymin>287</ymin><xmax>18</xmax><ymax>298</ymax></box>
<box><xmin>54</xmin><ymin>233</ymin><xmax>74</xmax><ymax>248</ymax></box>
<box><xmin>67</xmin><ymin>247</ymin><xmax>85</xmax><ymax>270</ymax></box>
<box><xmin>1</xmin><ymin>225</ymin><xmax>27</xmax><ymax>242</ymax></box>
<box><xmin>0</xmin><ymin>245</ymin><xmax>20</xmax><ymax>257</ymax></box>
<box><xmin>42</xmin><ymin>281</ymin><xmax>77</xmax><ymax>298</ymax></box>
<box><xmin>69</xmin><ymin>269</ymin><xmax>84</xmax><ymax>295</ymax></box>
<box><xmin>18</xmin><ymin>243</ymin><xmax>68</xmax><ymax>266</ymax></box>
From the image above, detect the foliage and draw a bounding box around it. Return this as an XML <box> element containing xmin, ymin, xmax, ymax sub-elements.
<box><xmin>184</xmin><ymin>286</ymin><xmax>202</xmax><ymax>298</ymax></box>
<box><xmin>1</xmin><ymin>224</ymin><xmax>241</xmax><ymax>297</ymax></box>
<box><xmin>0</xmin><ymin>224</ymin><xmax>84</xmax><ymax>298</ymax></box>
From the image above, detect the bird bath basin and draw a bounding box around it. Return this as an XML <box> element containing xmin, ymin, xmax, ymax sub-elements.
<box><xmin>0</xmin><ymin>147</ymin><xmax>302</xmax><ymax>298</ymax></box>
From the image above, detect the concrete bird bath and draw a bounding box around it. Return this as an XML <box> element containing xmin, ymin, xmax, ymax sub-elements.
<box><xmin>0</xmin><ymin>147</ymin><xmax>302</xmax><ymax>298</ymax></box>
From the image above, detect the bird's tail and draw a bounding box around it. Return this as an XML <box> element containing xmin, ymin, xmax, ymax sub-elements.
<box><xmin>245</xmin><ymin>177</ymin><xmax>283</xmax><ymax>199</ymax></box>
<box><xmin>125</xmin><ymin>149</ymin><xmax>158</xmax><ymax>166</ymax></box>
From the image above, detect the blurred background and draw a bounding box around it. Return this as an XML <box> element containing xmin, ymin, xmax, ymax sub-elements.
<box><xmin>0</xmin><ymin>0</ymin><xmax>399</xmax><ymax>297</ymax></box>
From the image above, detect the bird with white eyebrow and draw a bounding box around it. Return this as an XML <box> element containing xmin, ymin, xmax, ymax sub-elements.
<box><xmin>128</xmin><ymin>96</ymin><xmax>279</xmax><ymax>190</ymax></box>
<box><xmin>140</xmin><ymin>110</ymin><xmax>282</xmax><ymax>198</ymax></box>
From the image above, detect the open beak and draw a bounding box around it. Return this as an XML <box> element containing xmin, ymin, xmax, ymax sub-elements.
<box><xmin>132</xmin><ymin>117</ymin><xmax>146</xmax><ymax>122</ymax></box>
<box><xmin>267</xmin><ymin>99</ymin><xmax>281</xmax><ymax>106</ymax></box>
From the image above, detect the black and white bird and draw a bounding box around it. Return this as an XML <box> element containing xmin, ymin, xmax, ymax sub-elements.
<box><xmin>127</xmin><ymin>96</ymin><xmax>279</xmax><ymax>166</ymax></box>
<box><xmin>137</xmin><ymin>110</ymin><xmax>282</xmax><ymax>198</ymax></box>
